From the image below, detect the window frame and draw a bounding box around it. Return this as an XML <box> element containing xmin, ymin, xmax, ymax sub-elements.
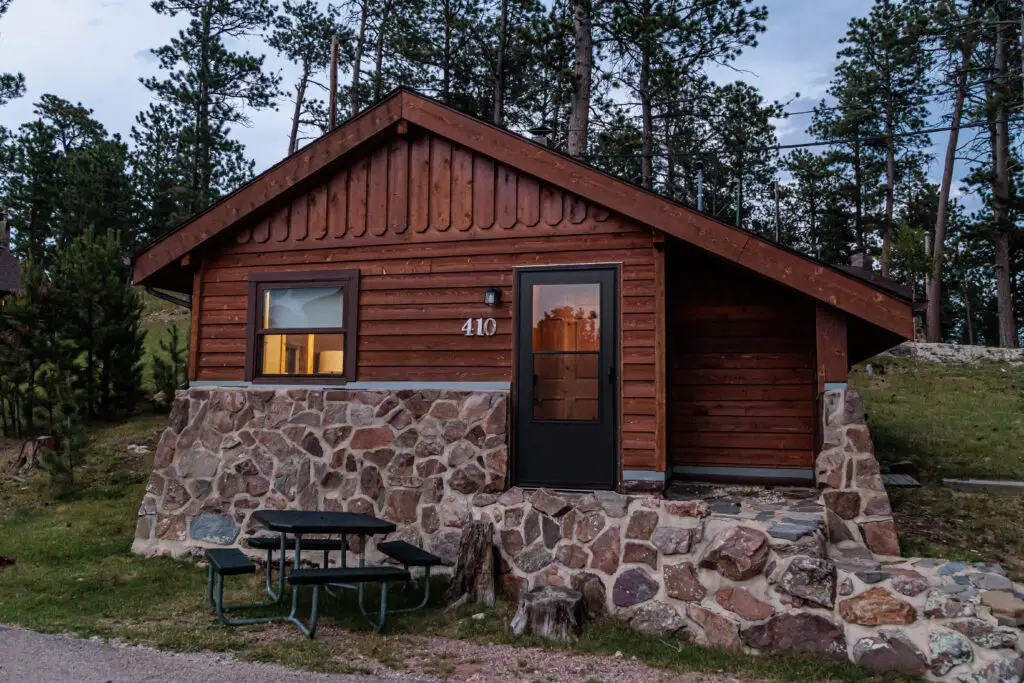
<box><xmin>244</xmin><ymin>269</ymin><xmax>360</xmax><ymax>384</ymax></box>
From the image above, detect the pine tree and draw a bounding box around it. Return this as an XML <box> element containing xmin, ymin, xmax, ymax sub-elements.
<box><xmin>0</xmin><ymin>0</ymin><xmax>24</xmax><ymax>108</ymax></box>
<box><xmin>142</xmin><ymin>0</ymin><xmax>282</xmax><ymax>215</ymax></box>
<box><xmin>270</xmin><ymin>1</ymin><xmax>352</xmax><ymax>154</ymax></box>
<box><xmin>830</xmin><ymin>0</ymin><xmax>933</xmax><ymax>277</ymax></box>
<box><xmin>152</xmin><ymin>323</ymin><xmax>188</xmax><ymax>410</ymax></box>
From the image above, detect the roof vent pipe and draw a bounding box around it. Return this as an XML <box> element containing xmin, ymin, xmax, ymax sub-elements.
<box><xmin>528</xmin><ymin>124</ymin><xmax>555</xmax><ymax>148</ymax></box>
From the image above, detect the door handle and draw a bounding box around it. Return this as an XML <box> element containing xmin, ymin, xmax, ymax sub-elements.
<box><xmin>607</xmin><ymin>365</ymin><xmax>616</xmax><ymax>385</ymax></box>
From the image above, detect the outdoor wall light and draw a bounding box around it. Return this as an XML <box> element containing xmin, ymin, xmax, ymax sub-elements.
<box><xmin>484</xmin><ymin>287</ymin><xmax>502</xmax><ymax>307</ymax></box>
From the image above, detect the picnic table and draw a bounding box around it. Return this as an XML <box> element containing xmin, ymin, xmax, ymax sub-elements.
<box><xmin>206</xmin><ymin>509</ymin><xmax>440</xmax><ymax>638</ymax></box>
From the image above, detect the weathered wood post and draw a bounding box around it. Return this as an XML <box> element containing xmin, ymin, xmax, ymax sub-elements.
<box><xmin>445</xmin><ymin>520</ymin><xmax>496</xmax><ymax>608</ymax></box>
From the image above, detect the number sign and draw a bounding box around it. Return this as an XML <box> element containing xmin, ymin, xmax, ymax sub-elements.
<box><xmin>462</xmin><ymin>317</ymin><xmax>497</xmax><ymax>336</ymax></box>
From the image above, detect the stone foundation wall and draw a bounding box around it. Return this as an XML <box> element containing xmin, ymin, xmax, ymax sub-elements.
<box><xmin>816</xmin><ymin>389</ymin><xmax>899</xmax><ymax>556</ymax></box>
<box><xmin>134</xmin><ymin>388</ymin><xmax>1023</xmax><ymax>681</ymax></box>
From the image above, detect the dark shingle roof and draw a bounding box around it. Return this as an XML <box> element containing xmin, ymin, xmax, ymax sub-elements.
<box><xmin>0</xmin><ymin>248</ymin><xmax>19</xmax><ymax>295</ymax></box>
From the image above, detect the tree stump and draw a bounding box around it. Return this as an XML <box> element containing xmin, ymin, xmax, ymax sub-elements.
<box><xmin>13</xmin><ymin>436</ymin><xmax>57</xmax><ymax>477</ymax></box>
<box><xmin>445</xmin><ymin>520</ymin><xmax>496</xmax><ymax>608</ymax></box>
<box><xmin>510</xmin><ymin>586</ymin><xmax>584</xmax><ymax>642</ymax></box>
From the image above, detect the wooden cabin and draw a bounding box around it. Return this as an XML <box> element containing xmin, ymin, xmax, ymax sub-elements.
<box><xmin>133</xmin><ymin>89</ymin><xmax>913</xmax><ymax>493</ymax></box>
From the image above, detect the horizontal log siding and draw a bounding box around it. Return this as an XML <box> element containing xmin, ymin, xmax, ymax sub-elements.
<box><xmin>666</xmin><ymin>241</ymin><xmax>816</xmax><ymax>472</ymax></box>
<box><xmin>195</xmin><ymin>130</ymin><xmax>658</xmax><ymax>471</ymax></box>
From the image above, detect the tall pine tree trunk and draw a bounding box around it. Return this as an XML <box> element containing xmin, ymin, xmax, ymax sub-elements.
<box><xmin>351</xmin><ymin>0</ymin><xmax>369</xmax><ymax>117</ymax></box>
<box><xmin>442</xmin><ymin>0</ymin><xmax>452</xmax><ymax>104</ymax></box>
<box><xmin>373</xmin><ymin>0</ymin><xmax>391</xmax><ymax>102</ymax></box>
<box><xmin>289</xmin><ymin>67</ymin><xmax>309</xmax><ymax>155</ymax></box>
<box><xmin>854</xmin><ymin>141</ymin><xmax>867</xmax><ymax>267</ymax></box>
<box><xmin>639</xmin><ymin>41</ymin><xmax>653</xmax><ymax>189</ymax></box>
<box><xmin>992</xmin><ymin>13</ymin><xmax>1017</xmax><ymax>348</ymax></box>
<box><xmin>881</xmin><ymin>110</ymin><xmax>895</xmax><ymax>279</ymax></box>
<box><xmin>194</xmin><ymin>4</ymin><xmax>213</xmax><ymax>213</ymax></box>
<box><xmin>493</xmin><ymin>0</ymin><xmax>507</xmax><ymax>125</ymax></box>
<box><xmin>567</xmin><ymin>0</ymin><xmax>592</xmax><ymax>158</ymax></box>
<box><xmin>927</xmin><ymin>49</ymin><xmax>970</xmax><ymax>343</ymax></box>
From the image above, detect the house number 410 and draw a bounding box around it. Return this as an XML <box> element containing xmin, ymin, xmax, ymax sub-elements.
<box><xmin>462</xmin><ymin>317</ymin><xmax>497</xmax><ymax>336</ymax></box>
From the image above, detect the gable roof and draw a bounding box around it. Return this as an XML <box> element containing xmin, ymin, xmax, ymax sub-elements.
<box><xmin>133</xmin><ymin>88</ymin><xmax>913</xmax><ymax>338</ymax></box>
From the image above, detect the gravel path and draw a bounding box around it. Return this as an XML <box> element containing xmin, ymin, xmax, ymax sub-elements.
<box><xmin>0</xmin><ymin>624</ymin><xmax>746</xmax><ymax>683</ymax></box>
<box><xmin>0</xmin><ymin>626</ymin><xmax>425</xmax><ymax>683</ymax></box>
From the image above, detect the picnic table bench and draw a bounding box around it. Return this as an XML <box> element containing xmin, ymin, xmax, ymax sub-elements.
<box><xmin>205</xmin><ymin>510</ymin><xmax>440</xmax><ymax>637</ymax></box>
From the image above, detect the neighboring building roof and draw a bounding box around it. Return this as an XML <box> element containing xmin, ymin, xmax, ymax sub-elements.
<box><xmin>132</xmin><ymin>88</ymin><xmax>913</xmax><ymax>339</ymax></box>
<box><xmin>0</xmin><ymin>248</ymin><xmax>18</xmax><ymax>296</ymax></box>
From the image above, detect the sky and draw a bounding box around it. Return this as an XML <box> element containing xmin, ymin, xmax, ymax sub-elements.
<box><xmin>1</xmin><ymin>0</ymin><xmax>955</xmax><ymax>185</ymax></box>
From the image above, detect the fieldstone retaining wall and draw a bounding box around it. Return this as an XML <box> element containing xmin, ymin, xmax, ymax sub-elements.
<box><xmin>816</xmin><ymin>389</ymin><xmax>900</xmax><ymax>557</ymax></box>
<box><xmin>883</xmin><ymin>342</ymin><xmax>1024</xmax><ymax>364</ymax></box>
<box><xmin>134</xmin><ymin>388</ymin><xmax>1024</xmax><ymax>681</ymax></box>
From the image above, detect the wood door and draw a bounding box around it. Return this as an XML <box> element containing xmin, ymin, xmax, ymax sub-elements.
<box><xmin>514</xmin><ymin>267</ymin><xmax>618</xmax><ymax>490</ymax></box>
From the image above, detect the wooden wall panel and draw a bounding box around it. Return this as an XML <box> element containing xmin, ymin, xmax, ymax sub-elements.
<box><xmin>666</xmin><ymin>241</ymin><xmax>817</xmax><ymax>472</ymax></box>
<box><xmin>198</xmin><ymin>133</ymin><xmax>660</xmax><ymax>472</ymax></box>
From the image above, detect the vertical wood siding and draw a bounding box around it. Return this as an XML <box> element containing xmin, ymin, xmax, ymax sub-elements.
<box><xmin>665</xmin><ymin>241</ymin><xmax>817</xmax><ymax>471</ymax></box>
<box><xmin>197</xmin><ymin>130</ymin><xmax>659</xmax><ymax>471</ymax></box>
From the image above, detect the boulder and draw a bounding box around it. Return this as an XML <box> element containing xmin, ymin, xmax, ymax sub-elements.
<box><xmin>889</xmin><ymin>569</ymin><xmax>928</xmax><ymax>597</ymax></box>
<box><xmin>530</xmin><ymin>489</ymin><xmax>572</xmax><ymax>517</ymax></box>
<box><xmin>777</xmin><ymin>557</ymin><xmax>837</xmax><ymax>609</ymax></box>
<box><xmin>651</xmin><ymin>527</ymin><xmax>693</xmax><ymax>555</ymax></box>
<box><xmin>925</xmin><ymin>585</ymin><xmax>980</xmax><ymax>619</ymax></box>
<box><xmin>838</xmin><ymin>587</ymin><xmax>917</xmax><ymax>626</ymax></box>
<box><xmin>741</xmin><ymin>613</ymin><xmax>847</xmax><ymax>661</ymax></box>
<box><xmin>929</xmin><ymin>629</ymin><xmax>973</xmax><ymax>677</ymax></box>
<box><xmin>664</xmin><ymin>562</ymin><xmax>706</xmax><ymax>602</ymax></box>
<box><xmin>625</xmin><ymin>510</ymin><xmax>659</xmax><ymax>540</ymax></box>
<box><xmin>948</xmin><ymin>618</ymin><xmax>1019</xmax><ymax>650</ymax></box>
<box><xmin>688</xmin><ymin>605</ymin><xmax>740</xmax><ymax>650</ymax></box>
<box><xmin>589</xmin><ymin>527</ymin><xmax>620</xmax><ymax>575</ymax></box>
<box><xmin>612</xmin><ymin>568</ymin><xmax>659</xmax><ymax>607</ymax></box>
<box><xmin>630</xmin><ymin>601</ymin><xmax>684</xmax><ymax>636</ymax></box>
<box><xmin>823</xmin><ymin>490</ymin><xmax>861</xmax><ymax>520</ymax></box>
<box><xmin>698</xmin><ymin>526</ymin><xmax>769</xmax><ymax>581</ymax></box>
<box><xmin>189</xmin><ymin>513</ymin><xmax>239</xmax><ymax>545</ymax></box>
<box><xmin>860</xmin><ymin>519</ymin><xmax>901</xmax><ymax>556</ymax></box>
<box><xmin>852</xmin><ymin>631</ymin><xmax>927</xmax><ymax>676</ymax></box>
<box><xmin>716</xmin><ymin>586</ymin><xmax>773</xmax><ymax>621</ymax></box>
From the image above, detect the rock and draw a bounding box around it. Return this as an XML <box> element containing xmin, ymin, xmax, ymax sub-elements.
<box><xmin>541</xmin><ymin>515</ymin><xmax>560</xmax><ymax>549</ymax></box>
<box><xmin>825</xmin><ymin>509</ymin><xmax>855</xmax><ymax>543</ymax></box>
<box><xmin>664</xmin><ymin>562</ymin><xmax>706</xmax><ymax>602</ymax></box>
<box><xmin>350</xmin><ymin>426</ymin><xmax>395</xmax><ymax>450</ymax></box>
<box><xmin>768</xmin><ymin>523</ymin><xmax>817</xmax><ymax>541</ymax></box>
<box><xmin>556</xmin><ymin>544</ymin><xmax>588</xmax><ymax>569</ymax></box>
<box><xmin>472</xmin><ymin>492</ymin><xmax>498</xmax><ymax>507</ymax></box>
<box><xmin>498</xmin><ymin>487</ymin><xmax>525</xmax><ymax>506</ymax></box>
<box><xmin>631</xmin><ymin>601</ymin><xmax>684</xmax><ymax>636</ymax></box>
<box><xmin>385</xmin><ymin>489</ymin><xmax>421</xmax><ymax>523</ymax></box>
<box><xmin>839</xmin><ymin>586</ymin><xmax>916</xmax><ymax>626</ymax></box>
<box><xmin>500</xmin><ymin>529</ymin><xmax>525</xmax><ymax>557</ymax></box>
<box><xmin>852</xmin><ymin>631</ymin><xmax>927</xmax><ymax>676</ymax></box>
<box><xmin>570</xmin><ymin>572</ymin><xmax>607</xmax><ymax>619</ymax></box>
<box><xmin>929</xmin><ymin>629</ymin><xmax>974</xmax><ymax>677</ymax></box>
<box><xmin>698</xmin><ymin>526</ymin><xmax>769</xmax><ymax>581</ymax></box>
<box><xmin>741</xmin><ymin>613</ymin><xmax>847</xmax><ymax>661</ymax></box>
<box><xmin>623</xmin><ymin>542</ymin><xmax>658</xmax><ymax>570</ymax></box>
<box><xmin>625</xmin><ymin>510</ymin><xmax>659</xmax><ymax>540</ymax></box>
<box><xmin>612</xmin><ymin>568</ymin><xmax>658</xmax><ymax>607</ymax></box>
<box><xmin>665</xmin><ymin>500</ymin><xmax>710</xmax><ymax>518</ymax></box>
<box><xmin>189</xmin><ymin>513</ymin><xmax>239</xmax><ymax>545</ymax></box>
<box><xmin>981</xmin><ymin>591</ymin><xmax>1024</xmax><ymax>626</ymax></box>
<box><xmin>449</xmin><ymin>465</ymin><xmax>487</xmax><ymax>494</ymax></box>
<box><xmin>510</xmin><ymin>586</ymin><xmax>584</xmax><ymax>643</ymax></box>
<box><xmin>594</xmin><ymin>491</ymin><xmax>628</xmax><ymax>518</ymax></box>
<box><xmin>959</xmin><ymin>657</ymin><xmax>1024</xmax><ymax>683</ymax></box>
<box><xmin>777</xmin><ymin>557</ymin><xmax>837</xmax><ymax>609</ymax></box>
<box><xmin>860</xmin><ymin>519</ymin><xmax>900</xmax><ymax>556</ymax></box>
<box><xmin>688</xmin><ymin>605</ymin><xmax>740</xmax><ymax>650</ymax></box>
<box><xmin>925</xmin><ymin>586</ymin><xmax>980</xmax><ymax>619</ymax></box>
<box><xmin>589</xmin><ymin>527</ymin><xmax>620</xmax><ymax>575</ymax></box>
<box><xmin>441</xmin><ymin>497</ymin><xmax>472</xmax><ymax>528</ymax></box>
<box><xmin>772</xmin><ymin>534</ymin><xmax>826</xmax><ymax>559</ymax></box>
<box><xmin>575</xmin><ymin>511</ymin><xmax>606</xmax><ymax>543</ymax></box>
<box><xmin>838</xmin><ymin>578</ymin><xmax>854</xmax><ymax>596</ymax></box>
<box><xmin>968</xmin><ymin>573</ymin><xmax>1014</xmax><ymax>591</ymax></box>
<box><xmin>421</xmin><ymin>506</ymin><xmax>440</xmax><ymax>534</ymax></box>
<box><xmin>360</xmin><ymin>466</ymin><xmax>383</xmax><ymax>500</ymax></box>
<box><xmin>716</xmin><ymin>586</ymin><xmax>773</xmax><ymax>621</ymax></box>
<box><xmin>889</xmin><ymin>569</ymin><xmax>929</xmax><ymax>597</ymax></box>
<box><xmin>530</xmin><ymin>489</ymin><xmax>571</xmax><ymax>517</ymax></box>
<box><xmin>651</xmin><ymin>526</ymin><xmax>692</xmax><ymax>555</ymax></box>
<box><xmin>429</xmin><ymin>531</ymin><xmax>462</xmax><ymax>566</ymax></box>
<box><xmin>523</xmin><ymin>510</ymin><xmax>540</xmax><ymax>545</ymax></box>
<box><xmin>516</xmin><ymin>545</ymin><xmax>554</xmax><ymax>573</ymax></box>
<box><xmin>862</xmin><ymin>493</ymin><xmax>892</xmax><ymax>516</ymax></box>
<box><xmin>948</xmin><ymin>618</ymin><xmax>1019</xmax><ymax>650</ymax></box>
<box><xmin>823</xmin><ymin>490</ymin><xmax>861</xmax><ymax>520</ymax></box>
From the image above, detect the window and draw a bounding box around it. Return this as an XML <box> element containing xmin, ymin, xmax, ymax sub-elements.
<box><xmin>245</xmin><ymin>270</ymin><xmax>359</xmax><ymax>383</ymax></box>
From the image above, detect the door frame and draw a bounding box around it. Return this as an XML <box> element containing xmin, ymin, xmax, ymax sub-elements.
<box><xmin>510</xmin><ymin>263</ymin><xmax>621</xmax><ymax>490</ymax></box>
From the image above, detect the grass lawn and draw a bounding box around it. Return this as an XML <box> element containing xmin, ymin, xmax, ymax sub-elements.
<box><xmin>852</xmin><ymin>355</ymin><xmax>1024</xmax><ymax>580</ymax></box>
<box><xmin>0</xmin><ymin>416</ymin><xmax>907</xmax><ymax>682</ymax></box>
